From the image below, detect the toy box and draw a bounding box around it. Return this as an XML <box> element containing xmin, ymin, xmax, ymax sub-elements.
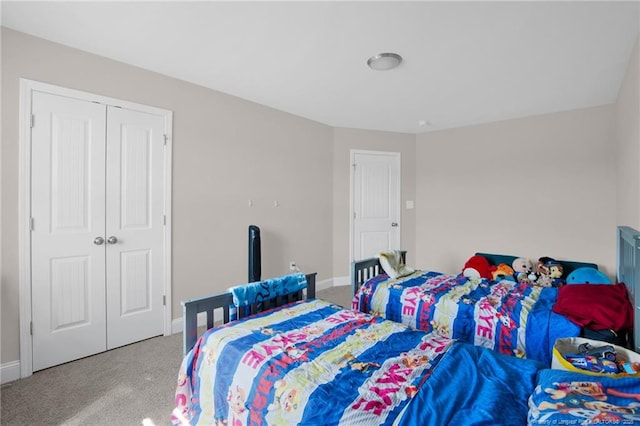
<box><xmin>552</xmin><ymin>336</ymin><xmax>640</xmax><ymax>377</ymax></box>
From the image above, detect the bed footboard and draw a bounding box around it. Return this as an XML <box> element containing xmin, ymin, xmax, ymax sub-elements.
<box><xmin>617</xmin><ymin>226</ymin><xmax>640</xmax><ymax>352</ymax></box>
<box><xmin>350</xmin><ymin>251</ymin><xmax>406</xmax><ymax>295</ymax></box>
<box><xmin>181</xmin><ymin>272</ymin><xmax>317</xmax><ymax>354</ymax></box>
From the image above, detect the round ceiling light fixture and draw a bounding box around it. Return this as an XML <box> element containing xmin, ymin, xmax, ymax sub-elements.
<box><xmin>367</xmin><ymin>52</ymin><xmax>403</xmax><ymax>71</ymax></box>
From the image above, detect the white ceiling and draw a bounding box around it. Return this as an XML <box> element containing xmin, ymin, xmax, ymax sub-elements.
<box><xmin>2</xmin><ymin>1</ymin><xmax>639</xmax><ymax>134</ymax></box>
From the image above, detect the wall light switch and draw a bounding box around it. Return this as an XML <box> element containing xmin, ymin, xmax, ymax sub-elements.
<box><xmin>406</xmin><ymin>200</ymin><xmax>414</xmax><ymax>209</ymax></box>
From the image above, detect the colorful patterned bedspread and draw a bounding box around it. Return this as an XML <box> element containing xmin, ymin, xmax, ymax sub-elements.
<box><xmin>528</xmin><ymin>369</ymin><xmax>640</xmax><ymax>425</ymax></box>
<box><xmin>352</xmin><ymin>271</ymin><xmax>580</xmax><ymax>366</ymax></box>
<box><xmin>171</xmin><ymin>299</ymin><xmax>543</xmax><ymax>425</ymax></box>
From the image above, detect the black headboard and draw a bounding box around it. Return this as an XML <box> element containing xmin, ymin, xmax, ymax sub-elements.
<box><xmin>475</xmin><ymin>252</ymin><xmax>598</xmax><ymax>277</ymax></box>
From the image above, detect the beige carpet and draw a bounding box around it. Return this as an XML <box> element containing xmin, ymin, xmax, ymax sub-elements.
<box><xmin>315</xmin><ymin>284</ymin><xmax>353</xmax><ymax>308</ymax></box>
<box><xmin>0</xmin><ymin>285</ymin><xmax>353</xmax><ymax>426</ymax></box>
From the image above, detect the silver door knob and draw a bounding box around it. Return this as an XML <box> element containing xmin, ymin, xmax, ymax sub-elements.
<box><xmin>107</xmin><ymin>236</ymin><xmax>118</xmax><ymax>244</ymax></box>
<box><xmin>391</xmin><ymin>222</ymin><xmax>398</xmax><ymax>227</ymax></box>
<box><xmin>94</xmin><ymin>237</ymin><xmax>105</xmax><ymax>245</ymax></box>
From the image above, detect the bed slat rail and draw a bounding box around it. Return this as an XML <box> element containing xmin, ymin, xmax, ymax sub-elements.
<box><xmin>350</xmin><ymin>251</ymin><xmax>406</xmax><ymax>295</ymax></box>
<box><xmin>618</xmin><ymin>226</ymin><xmax>640</xmax><ymax>352</ymax></box>
<box><xmin>181</xmin><ymin>272</ymin><xmax>316</xmax><ymax>355</ymax></box>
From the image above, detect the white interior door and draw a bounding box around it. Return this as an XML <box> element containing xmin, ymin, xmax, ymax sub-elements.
<box><xmin>351</xmin><ymin>151</ymin><xmax>401</xmax><ymax>261</ymax></box>
<box><xmin>31</xmin><ymin>91</ymin><xmax>108</xmax><ymax>371</ymax></box>
<box><xmin>105</xmin><ymin>106</ymin><xmax>166</xmax><ymax>349</ymax></box>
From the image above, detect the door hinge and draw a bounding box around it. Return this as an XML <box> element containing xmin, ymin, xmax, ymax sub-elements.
<box><xmin>353</xmin><ymin>211</ymin><xmax>356</xmax><ymax>219</ymax></box>
<box><xmin>30</xmin><ymin>114</ymin><xmax>35</xmax><ymax>128</ymax></box>
<box><xmin>30</xmin><ymin>217</ymin><xmax>35</xmax><ymax>231</ymax></box>
<box><xmin>30</xmin><ymin>321</ymin><xmax>33</xmax><ymax>335</ymax></box>
<box><xmin>163</xmin><ymin>134</ymin><xmax>168</xmax><ymax>146</ymax></box>
<box><xmin>163</xmin><ymin>215</ymin><xmax>167</xmax><ymax>226</ymax></box>
<box><xmin>163</xmin><ymin>295</ymin><xmax>166</xmax><ymax>306</ymax></box>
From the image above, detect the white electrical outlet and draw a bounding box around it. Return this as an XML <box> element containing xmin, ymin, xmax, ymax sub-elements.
<box><xmin>289</xmin><ymin>261</ymin><xmax>299</xmax><ymax>272</ymax></box>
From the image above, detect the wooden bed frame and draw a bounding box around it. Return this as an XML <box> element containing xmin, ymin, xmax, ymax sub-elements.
<box><xmin>350</xmin><ymin>228</ymin><xmax>640</xmax><ymax>352</ymax></box>
<box><xmin>350</xmin><ymin>250</ymin><xmax>406</xmax><ymax>296</ymax></box>
<box><xmin>181</xmin><ymin>272</ymin><xmax>317</xmax><ymax>354</ymax></box>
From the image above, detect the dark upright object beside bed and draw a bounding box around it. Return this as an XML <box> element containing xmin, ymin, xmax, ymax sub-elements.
<box><xmin>248</xmin><ymin>224</ymin><xmax>261</xmax><ymax>282</ymax></box>
<box><xmin>181</xmin><ymin>272</ymin><xmax>317</xmax><ymax>355</ymax></box>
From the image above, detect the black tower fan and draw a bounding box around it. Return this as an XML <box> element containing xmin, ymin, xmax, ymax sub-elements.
<box><xmin>248</xmin><ymin>225</ymin><xmax>261</xmax><ymax>282</ymax></box>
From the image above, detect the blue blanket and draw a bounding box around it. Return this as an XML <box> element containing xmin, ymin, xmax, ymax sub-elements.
<box><xmin>398</xmin><ymin>343</ymin><xmax>542</xmax><ymax>425</ymax></box>
<box><xmin>229</xmin><ymin>272</ymin><xmax>307</xmax><ymax>307</ymax></box>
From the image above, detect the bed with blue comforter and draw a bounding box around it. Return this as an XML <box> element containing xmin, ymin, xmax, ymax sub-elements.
<box><xmin>172</xmin><ymin>297</ymin><xmax>640</xmax><ymax>426</ymax></box>
<box><xmin>173</xmin><ymin>298</ymin><xmax>545</xmax><ymax>425</ymax></box>
<box><xmin>352</xmin><ymin>271</ymin><xmax>580</xmax><ymax>366</ymax></box>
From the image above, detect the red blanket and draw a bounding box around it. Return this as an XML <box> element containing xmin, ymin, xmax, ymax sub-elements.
<box><xmin>552</xmin><ymin>283</ymin><xmax>633</xmax><ymax>331</ymax></box>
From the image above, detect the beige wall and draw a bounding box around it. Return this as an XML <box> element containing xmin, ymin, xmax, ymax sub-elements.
<box><xmin>616</xmin><ymin>37</ymin><xmax>640</xmax><ymax>229</ymax></box>
<box><xmin>415</xmin><ymin>105</ymin><xmax>617</xmax><ymax>278</ymax></box>
<box><xmin>332</xmin><ymin>128</ymin><xmax>416</xmax><ymax>278</ymax></box>
<box><xmin>1</xmin><ymin>28</ymin><xmax>334</xmax><ymax>364</ymax></box>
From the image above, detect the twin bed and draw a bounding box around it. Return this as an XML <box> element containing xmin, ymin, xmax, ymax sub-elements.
<box><xmin>351</xmin><ymin>250</ymin><xmax>624</xmax><ymax>366</ymax></box>
<box><xmin>173</xmin><ymin>226</ymin><xmax>640</xmax><ymax>425</ymax></box>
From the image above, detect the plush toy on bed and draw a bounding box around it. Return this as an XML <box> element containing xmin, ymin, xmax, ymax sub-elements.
<box><xmin>490</xmin><ymin>263</ymin><xmax>516</xmax><ymax>281</ymax></box>
<box><xmin>462</xmin><ymin>255</ymin><xmax>492</xmax><ymax>280</ymax></box>
<box><xmin>533</xmin><ymin>257</ymin><xmax>551</xmax><ymax>287</ymax></box>
<box><xmin>512</xmin><ymin>257</ymin><xmax>535</xmax><ymax>284</ymax></box>
<box><xmin>379</xmin><ymin>250</ymin><xmax>415</xmax><ymax>279</ymax></box>
<box><xmin>535</xmin><ymin>257</ymin><xmax>564</xmax><ymax>287</ymax></box>
<box><xmin>566</xmin><ymin>267</ymin><xmax>612</xmax><ymax>284</ymax></box>
<box><xmin>546</xmin><ymin>260</ymin><xmax>565</xmax><ymax>286</ymax></box>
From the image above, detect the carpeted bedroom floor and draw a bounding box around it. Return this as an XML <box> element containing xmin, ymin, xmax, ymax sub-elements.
<box><xmin>0</xmin><ymin>285</ymin><xmax>352</xmax><ymax>426</ymax></box>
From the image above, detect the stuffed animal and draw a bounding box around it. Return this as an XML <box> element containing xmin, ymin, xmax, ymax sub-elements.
<box><xmin>546</xmin><ymin>260</ymin><xmax>565</xmax><ymax>286</ymax></box>
<box><xmin>490</xmin><ymin>263</ymin><xmax>515</xmax><ymax>281</ymax></box>
<box><xmin>535</xmin><ymin>256</ymin><xmax>555</xmax><ymax>287</ymax></box>
<box><xmin>462</xmin><ymin>255</ymin><xmax>492</xmax><ymax>280</ymax></box>
<box><xmin>566</xmin><ymin>267</ymin><xmax>612</xmax><ymax>284</ymax></box>
<box><xmin>512</xmin><ymin>257</ymin><xmax>534</xmax><ymax>284</ymax></box>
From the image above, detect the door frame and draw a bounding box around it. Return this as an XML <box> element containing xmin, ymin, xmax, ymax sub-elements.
<box><xmin>349</xmin><ymin>149</ymin><xmax>401</xmax><ymax>265</ymax></box>
<box><xmin>18</xmin><ymin>79</ymin><xmax>173</xmax><ymax>378</ymax></box>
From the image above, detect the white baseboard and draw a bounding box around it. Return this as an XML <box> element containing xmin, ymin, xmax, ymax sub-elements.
<box><xmin>170</xmin><ymin>275</ymin><xmax>351</xmax><ymax>335</ymax></box>
<box><xmin>330</xmin><ymin>276</ymin><xmax>350</xmax><ymax>287</ymax></box>
<box><xmin>172</xmin><ymin>311</ymin><xmax>212</xmax><ymax>335</ymax></box>
<box><xmin>1</xmin><ymin>360</ymin><xmax>21</xmax><ymax>385</ymax></box>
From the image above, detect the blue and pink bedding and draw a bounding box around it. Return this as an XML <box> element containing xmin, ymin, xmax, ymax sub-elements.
<box><xmin>351</xmin><ymin>271</ymin><xmax>580</xmax><ymax>366</ymax></box>
<box><xmin>172</xmin><ymin>298</ymin><xmax>545</xmax><ymax>425</ymax></box>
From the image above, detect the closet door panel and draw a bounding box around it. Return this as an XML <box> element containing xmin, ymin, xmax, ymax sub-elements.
<box><xmin>105</xmin><ymin>106</ymin><xmax>166</xmax><ymax>349</ymax></box>
<box><xmin>31</xmin><ymin>91</ymin><xmax>107</xmax><ymax>371</ymax></box>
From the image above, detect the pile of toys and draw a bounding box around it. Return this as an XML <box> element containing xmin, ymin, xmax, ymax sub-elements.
<box><xmin>563</xmin><ymin>342</ymin><xmax>640</xmax><ymax>375</ymax></box>
<box><xmin>461</xmin><ymin>254</ymin><xmax>613</xmax><ymax>287</ymax></box>
<box><xmin>461</xmin><ymin>254</ymin><xmax>566</xmax><ymax>287</ymax></box>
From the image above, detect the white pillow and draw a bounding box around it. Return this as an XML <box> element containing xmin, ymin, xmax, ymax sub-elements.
<box><xmin>378</xmin><ymin>250</ymin><xmax>415</xmax><ymax>279</ymax></box>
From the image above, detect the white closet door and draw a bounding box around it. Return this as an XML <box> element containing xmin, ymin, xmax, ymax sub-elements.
<box><xmin>31</xmin><ymin>91</ymin><xmax>108</xmax><ymax>371</ymax></box>
<box><xmin>105</xmin><ymin>106</ymin><xmax>166</xmax><ymax>349</ymax></box>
